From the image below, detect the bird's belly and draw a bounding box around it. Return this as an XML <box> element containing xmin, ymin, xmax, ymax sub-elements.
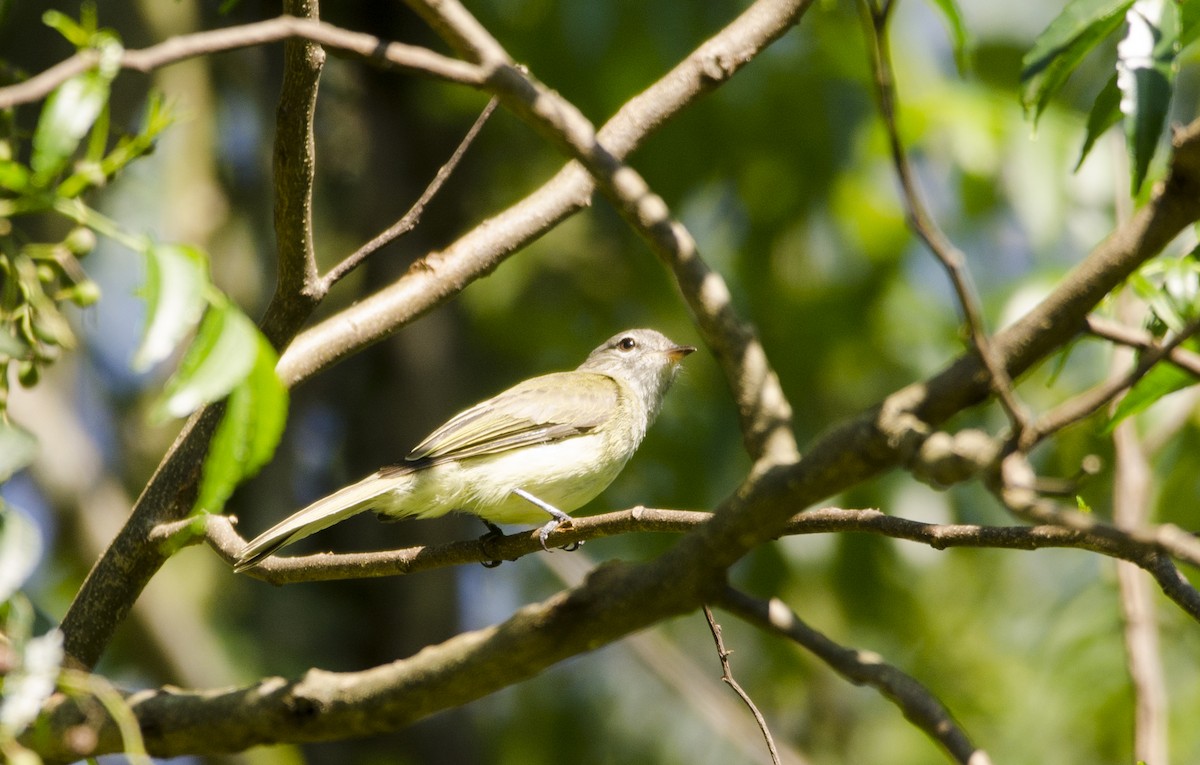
<box><xmin>397</xmin><ymin>433</ymin><xmax>631</xmax><ymax>525</ymax></box>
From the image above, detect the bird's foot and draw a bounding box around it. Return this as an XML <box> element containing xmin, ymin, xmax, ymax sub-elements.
<box><xmin>478</xmin><ymin>520</ymin><xmax>505</xmax><ymax>568</ymax></box>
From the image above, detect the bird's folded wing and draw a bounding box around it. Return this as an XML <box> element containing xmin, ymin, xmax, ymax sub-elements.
<box><xmin>401</xmin><ymin>371</ymin><xmax>619</xmax><ymax>464</ymax></box>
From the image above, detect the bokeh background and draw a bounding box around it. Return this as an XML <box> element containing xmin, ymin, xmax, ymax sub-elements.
<box><xmin>4</xmin><ymin>0</ymin><xmax>1200</xmax><ymax>762</ymax></box>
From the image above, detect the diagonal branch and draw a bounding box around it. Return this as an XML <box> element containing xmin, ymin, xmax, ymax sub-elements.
<box><xmin>321</xmin><ymin>97</ymin><xmax>499</xmax><ymax>290</ymax></box>
<box><xmin>406</xmin><ymin>0</ymin><xmax>803</xmax><ymax>464</ymax></box>
<box><xmin>54</xmin><ymin>0</ymin><xmax>820</xmax><ymax>670</ymax></box>
<box><xmin>717</xmin><ymin>587</ymin><xmax>991</xmax><ymax>765</ymax></box>
<box><xmin>858</xmin><ymin>0</ymin><xmax>1027</xmax><ymax>435</ymax></box>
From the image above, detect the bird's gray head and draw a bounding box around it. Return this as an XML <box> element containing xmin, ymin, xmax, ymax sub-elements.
<box><xmin>577</xmin><ymin>329</ymin><xmax>695</xmax><ymax>421</ymax></box>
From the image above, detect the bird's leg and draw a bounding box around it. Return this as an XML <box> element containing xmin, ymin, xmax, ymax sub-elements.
<box><xmin>511</xmin><ymin>488</ymin><xmax>575</xmax><ymax>552</ymax></box>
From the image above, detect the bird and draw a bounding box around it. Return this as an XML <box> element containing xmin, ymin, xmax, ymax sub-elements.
<box><xmin>233</xmin><ymin>328</ymin><xmax>695</xmax><ymax>571</ymax></box>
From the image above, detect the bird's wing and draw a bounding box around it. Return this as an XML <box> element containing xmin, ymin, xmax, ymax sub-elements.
<box><xmin>399</xmin><ymin>371</ymin><xmax>619</xmax><ymax>465</ymax></box>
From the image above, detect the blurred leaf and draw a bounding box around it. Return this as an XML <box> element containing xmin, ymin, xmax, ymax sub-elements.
<box><xmin>41</xmin><ymin>9</ymin><xmax>92</xmax><ymax>48</ymax></box>
<box><xmin>1117</xmin><ymin>0</ymin><xmax>1180</xmax><ymax>194</ymax></box>
<box><xmin>0</xmin><ymin>159</ymin><xmax>30</xmax><ymax>193</ymax></box>
<box><xmin>30</xmin><ymin>70</ymin><xmax>111</xmax><ymax>183</ymax></box>
<box><xmin>1020</xmin><ymin>0</ymin><xmax>1134</xmax><ymax>124</ymax></box>
<box><xmin>925</xmin><ymin>0</ymin><xmax>972</xmax><ymax>73</ymax></box>
<box><xmin>0</xmin><ymin>502</ymin><xmax>42</xmax><ymax>603</ymax></box>
<box><xmin>57</xmin><ymin>92</ymin><xmax>175</xmax><ymax>199</ymax></box>
<box><xmin>0</xmin><ymin>419</ymin><xmax>36</xmax><ymax>483</ymax></box>
<box><xmin>1183</xmin><ymin>0</ymin><xmax>1200</xmax><ymax>50</ymax></box>
<box><xmin>155</xmin><ymin>299</ymin><xmax>257</xmax><ymax>420</ymax></box>
<box><xmin>1106</xmin><ymin>351</ymin><xmax>1198</xmax><ymax>431</ymax></box>
<box><xmin>132</xmin><ymin>243</ymin><xmax>209</xmax><ymax>372</ymax></box>
<box><xmin>0</xmin><ymin>329</ymin><xmax>27</xmax><ymax>361</ymax></box>
<box><xmin>1130</xmin><ymin>256</ymin><xmax>1200</xmax><ymax>333</ymax></box>
<box><xmin>194</xmin><ymin>335</ymin><xmax>288</xmax><ymax>515</ymax></box>
<box><xmin>1075</xmin><ymin>73</ymin><xmax>1122</xmax><ymax>169</ymax></box>
<box><xmin>0</xmin><ymin>627</ymin><xmax>63</xmax><ymax>737</ymax></box>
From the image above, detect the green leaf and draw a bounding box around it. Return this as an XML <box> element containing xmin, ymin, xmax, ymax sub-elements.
<box><xmin>30</xmin><ymin>70</ymin><xmax>112</xmax><ymax>183</ymax></box>
<box><xmin>193</xmin><ymin>335</ymin><xmax>288</xmax><ymax>515</ymax></box>
<box><xmin>0</xmin><ymin>159</ymin><xmax>31</xmax><ymax>193</ymax></box>
<box><xmin>0</xmin><ymin>502</ymin><xmax>43</xmax><ymax>603</ymax></box>
<box><xmin>132</xmin><ymin>243</ymin><xmax>209</xmax><ymax>372</ymax></box>
<box><xmin>925</xmin><ymin>0</ymin><xmax>972</xmax><ymax>73</ymax></box>
<box><xmin>1106</xmin><ymin>353</ymin><xmax>1199</xmax><ymax>431</ymax></box>
<box><xmin>0</xmin><ymin>419</ymin><xmax>37</xmax><ymax>483</ymax></box>
<box><xmin>1182</xmin><ymin>0</ymin><xmax>1200</xmax><ymax>50</ymax></box>
<box><xmin>1021</xmin><ymin>0</ymin><xmax>1134</xmax><ymax>124</ymax></box>
<box><xmin>1118</xmin><ymin>0</ymin><xmax>1180</xmax><ymax>194</ymax></box>
<box><xmin>1075</xmin><ymin>73</ymin><xmax>1123</xmax><ymax>170</ymax></box>
<box><xmin>155</xmin><ymin>299</ymin><xmax>258</xmax><ymax>420</ymax></box>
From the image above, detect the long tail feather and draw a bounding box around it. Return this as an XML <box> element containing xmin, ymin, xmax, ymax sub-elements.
<box><xmin>233</xmin><ymin>470</ymin><xmax>410</xmax><ymax>572</ymax></box>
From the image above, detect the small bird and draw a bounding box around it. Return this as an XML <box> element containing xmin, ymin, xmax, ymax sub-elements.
<box><xmin>233</xmin><ymin>329</ymin><xmax>695</xmax><ymax>571</ymax></box>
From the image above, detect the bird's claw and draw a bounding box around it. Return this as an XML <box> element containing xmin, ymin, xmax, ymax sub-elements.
<box><xmin>537</xmin><ymin>516</ymin><xmax>575</xmax><ymax>552</ymax></box>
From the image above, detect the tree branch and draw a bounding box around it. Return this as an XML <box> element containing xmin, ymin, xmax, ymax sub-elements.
<box><xmin>177</xmin><ymin>507</ymin><xmax>1200</xmax><ymax>625</ymax></box>
<box><xmin>1085</xmin><ymin>314</ymin><xmax>1200</xmax><ymax>376</ymax></box>
<box><xmin>858</xmin><ymin>0</ymin><xmax>1027</xmax><ymax>435</ymax></box>
<box><xmin>0</xmin><ymin>15</ymin><xmax>484</xmax><ymax>110</ymax></box>
<box><xmin>717</xmin><ymin>587</ymin><xmax>991</xmax><ymax>765</ymax></box>
<box><xmin>321</xmin><ymin>97</ymin><xmax>499</xmax><ymax>290</ymax></box>
<box><xmin>702</xmin><ymin>605</ymin><xmax>782</xmax><ymax>765</ymax></box>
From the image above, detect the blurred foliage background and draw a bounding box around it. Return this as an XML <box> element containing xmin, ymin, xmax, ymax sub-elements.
<box><xmin>3</xmin><ymin>0</ymin><xmax>1200</xmax><ymax>763</ymax></box>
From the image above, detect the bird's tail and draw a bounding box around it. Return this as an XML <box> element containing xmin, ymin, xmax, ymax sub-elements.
<box><xmin>233</xmin><ymin>469</ymin><xmax>411</xmax><ymax>572</ymax></box>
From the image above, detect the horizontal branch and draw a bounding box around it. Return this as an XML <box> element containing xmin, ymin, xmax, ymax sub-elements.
<box><xmin>0</xmin><ymin>15</ymin><xmax>483</xmax><ymax>110</ymax></box>
<box><xmin>178</xmin><ymin>506</ymin><xmax>1200</xmax><ymax>623</ymax></box>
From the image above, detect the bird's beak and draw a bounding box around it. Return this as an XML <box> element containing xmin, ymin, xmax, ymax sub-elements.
<box><xmin>666</xmin><ymin>345</ymin><xmax>697</xmax><ymax>363</ymax></box>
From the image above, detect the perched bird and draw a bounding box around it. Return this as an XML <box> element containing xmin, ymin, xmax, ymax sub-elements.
<box><xmin>234</xmin><ymin>329</ymin><xmax>695</xmax><ymax>571</ymax></box>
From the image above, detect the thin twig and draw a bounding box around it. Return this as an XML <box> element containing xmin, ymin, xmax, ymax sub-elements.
<box><xmin>1085</xmin><ymin>314</ymin><xmax>1200</xmax><ymax>376</ymax></box>
<box><xmin>322</xmin><ymin>97</ymin><xmax>499</xmax><ymax>290</ymax></box>
<box><xmin>717</xmin><ymin>588</ymin><xmax>991</xmax><ymax>765</ymax></box>
<box><xmin>0</xmin><ymin>15</ymin><xmax>484</xmax><ymax>110</ymax></box>
<box><xmin>996</xmin><ymin>452</ymin><xmax>1200</xmax><ymax>578</ymax></box>
<box><xmin>1023</xmin><ymin>316</ymin><xmax>1200</xmax><ymax>449</ymax></box>
<box><xmin>702</xmin><ymin>605</ymin><xmax>782</xmax><ymax>765</ymax></box>
<box><xmin>858</xmin><ymin>0</ymin><xmax>1028</xmax><ymax>435</ymax></box>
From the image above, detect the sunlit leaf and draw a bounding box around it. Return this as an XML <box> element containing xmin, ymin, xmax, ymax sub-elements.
<box><xmin>1117</xmin><ymin>0</ymin><xmax>1180</xmax><ymax>194</ymax></box>
<box><xmin>155</xmin><ymin>299</ymin><xmax>258</xmax><ymax>420</ymax></box>
<box><xmin>0</xmin><ymin>502</ymin><xmax>42</xmax><ymax>603</ymax></box>
<box><xmin>0</xmin><ymin>419</ymin><xmax>37</xmax><ymax>483</ymax></box>
<box><xmin>30</xmin><ymin>70</ymin><xmax>111</xmax><ymax>182</ymax></box>
<box><xmin>193</xmin><ymin>335</ymin><xmax>288</xmax><ymax>515</ymax></box>
<box><xmin>1106</xmin><ymin>352</ymin><xmax>1199</xmax><ymax>431</ymax></box>
<box><xmin>0</xmin><ymin>627</ymin><xmax>63</xmax><ymax>737</ymax></box>
<box><xmin>1076</xmin><ymin>73</ymin><xmax>1122</xmax><ymax>169</ymax></box>
<box><xmin>1021</xmin><ymin>0</ymin><xmax>1134</xmax><ymax>124</ymax></box>
<box><xmin>132</xmin><ymin>243</ymin><xmax>209</xmax><ymax>372</ymax></box>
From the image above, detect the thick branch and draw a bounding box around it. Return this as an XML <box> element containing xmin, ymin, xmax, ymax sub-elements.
<box><xmin>32</xmin><ymin>556</ymin><xmax>706</xmax><ymax>762</ymax></box>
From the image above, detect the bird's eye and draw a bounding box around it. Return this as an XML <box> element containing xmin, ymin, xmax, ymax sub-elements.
<box><xmin>617</xmin><ymin>336</ymin><xmax>637</xmax><ymax>351</ymax></box>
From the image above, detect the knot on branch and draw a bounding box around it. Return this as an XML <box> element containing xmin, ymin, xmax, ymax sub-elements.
<box><xmin>907</xmin><ymin>429</ymin><xmax>1002</xmax><ymax>489</ymax></box>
